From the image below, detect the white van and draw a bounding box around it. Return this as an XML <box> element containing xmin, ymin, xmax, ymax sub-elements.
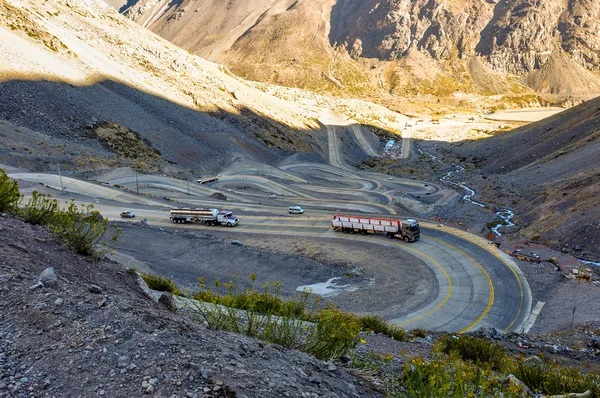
<box><xmin>288</xmin><ymin>206</ymin><xmax>304</xmax><ymax>214</ymax></box>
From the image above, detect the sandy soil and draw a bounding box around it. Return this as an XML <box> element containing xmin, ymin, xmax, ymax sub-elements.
<box><xmin>485</xmin><ymin>108</ymin><xmax>565</xmax><ymax>122</ymax></box>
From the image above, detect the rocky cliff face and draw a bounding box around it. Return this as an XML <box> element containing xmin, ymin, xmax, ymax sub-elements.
<box><xmin>331</xmin><ymin>0</ymin><xmax>600</xmax><ymax>75</ymax></box>
<box><xmin>118</xmin><ymin>0</ymin><xmax>600</xmax><ymax>104</ymax></box>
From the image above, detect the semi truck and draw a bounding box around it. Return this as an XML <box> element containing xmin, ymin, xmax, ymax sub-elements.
<box><xmin>170</xmin><ymin>208</ymin><xmax>239</xmax><ymax>227</ymax></box>
<box><xmin>196</xmin><ymin>176</ymin><xmax>219</xmax><ymax>184</ymax></box>
<box><xmin>331</xmin><ymin>214</ymin><xmax>420</xmax><ymax>242</ymax></box>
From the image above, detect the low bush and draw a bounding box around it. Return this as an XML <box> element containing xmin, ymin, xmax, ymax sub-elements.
<box><xmin>188</xmin><ymin>273</ymin><xmax>361</xmax><ymax>360</ymax></box>
<box><xmin>0</xmin><ymin>168</ymin><xmax>20</xmax><ymax>213</ymax></box>
<box><xmin>436</xmin><ymin>335</ymin><xmax>508</xmax><ymax>372</ymax></box>
<box><xmin>50</xmin><ymin>201</ymin><xmax>119</xmax><ymax>257</ymax></box>
<box><xmin>411</xmin><ymin>328</ymin><xmax>427</xmax><ymax>338</ymax></box>
<box><xmin>21</xmin><ymin>191</ymin><xmax>59</xmax><ymax>225</ymax></box>
<box><xmin>18</xmin><ymin>191</ymin><xmax>119</xmax><ymax>257</ymax></box>
<box><xmin>141</xmin><ymin>273</ymin><xmax>180</xmax><ymax>296</ymax></box>
<box><xmin>359</xmin><ymin>314</ymin><xmax>408</xmax><ymax>342</ymax></box>
<box><xmin>402</xmin><ymin>355</ymin><xmax>510</xmax><ymax>398</ymax></box>
<box><xmin>194</xmin><ymin>274</ymin><xmax>314</xmax><ymax>320</ymax></box>
<box><xmin>303</xmin><ymin>305</ymin><xmax>361</xmax><ymax>359</ymax></box>
<box><xmin>511</xmin><ymin>359</ymin><xmax>600</xmax><ymax>396</ymax></box>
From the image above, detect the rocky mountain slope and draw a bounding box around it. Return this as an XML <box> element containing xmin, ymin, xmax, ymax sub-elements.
<box><xmin>450</xmin><ymin>96</ymin><xmax>600</xmax><ymax>260</ymax></box>
<box><xmin>0</xmin><ymin>0</ymin><xmax>401</xmax><ymax>176</ymax></box>
<box><xmin>0</xmin><ymin>214</ymin><xmax>380</xmax><ymax>397</ymax></box>
<box><xmin>117</xmin><ymin>0</ymin><xmax>600</xmax><ymax>110</ymax></box>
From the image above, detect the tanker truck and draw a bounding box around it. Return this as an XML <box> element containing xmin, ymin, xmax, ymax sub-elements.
<box><xmin>170</xmin><ymin>208</ymin><xmax>239</xmax><ymax>227</ymax></box>
<box><xmin>331</xmin><ymin>214</ymin><xmax>420</xmax><ymax>242</ymax></box>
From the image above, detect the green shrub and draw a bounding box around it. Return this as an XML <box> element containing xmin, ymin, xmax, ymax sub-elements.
<box><xmin>511</xmin><ymin>359</ymin><xmax>600</xmax><ymax>396</ymax></box>
<box><xmin>50</xmin><ymin>201</ymin><xmax>119</xmax><ymax>257</ymax></box>
<box><xmin>359</xmin><ymin>315</ymin><xmax>408</xmax><ymax>342</ymax></box>
<box><xmin>436</xmin><ymin>335</ymin><xmax>508</xmax><ymax>372</ymax></box>
<box><xmin>194</xmin><ymin>275</ymin><xmax>312</xmax><ymax>320</ymax></box>
<box><xmin>19</xmin><ymin>192</ymin><xmax>119</xmax><ymax>257</ymax></box>
<box><xmin>402</xmin><ymin>355</ymin><xmax>511</xmax><ymax>397</ymax></box>
<box><xmin>188</xmin><ymin>273</ymin><xmax>361</xmax><ymax>360</ymax></box>
<box><xmin>21</xmin><ymin>191</ymin><xmax>59</xmax><ymax>225</ymax></box>
<box><xmin>411</xmin><ymin>328</ymin><xmax>427</xmax><ymax>338</ymax></box>
<box><xmin>0</xmin><ymin>168</ymin><xmax>20</xmax><ymax>213</ymax></box>
<box><xmin>303</xmin><ymin>305</ymin><xmax>361</xmax><ymax>360</ymax></box>
<box><xmin>141</xmin><ymin>273</ymin><xmax>180</xmax><ymax>295</ymax></box>
<box><xmin>387</xmin><ymin>327</ymin><xmax>409</xmax><ymax>342</ymax></box>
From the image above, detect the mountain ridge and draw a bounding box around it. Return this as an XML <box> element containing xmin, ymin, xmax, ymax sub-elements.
<box><xmin>116</xmin><ymin>0</ymin><xmax>600</xmax><ymax>111</ymax></box>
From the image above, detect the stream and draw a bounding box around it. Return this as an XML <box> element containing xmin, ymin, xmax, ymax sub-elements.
<box><xmin>418</xmin><ymin>147</ymin><xmax>598</xmax><ymax>262</ymax></box>
<box><xmin>419</xmin><ymin>148</ymin><xmax>515</xmax><ymax>235</ymax></box>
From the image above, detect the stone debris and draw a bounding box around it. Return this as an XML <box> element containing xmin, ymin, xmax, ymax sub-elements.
<box><xmin>89</xmin><ymin>284</ymin><xmax>103</xmax><ymax>294</ymax></box>
<box><xmin>38</xmin><ymin>267</ymin><xmax>57</xmax><ymax>287</ymax></box>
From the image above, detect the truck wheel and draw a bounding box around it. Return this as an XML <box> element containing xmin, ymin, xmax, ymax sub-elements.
<box><xmin>403</xmin><ymin>236</ymin><xmax>410</xmax><ymax>242</ymax></box>
<box><xmin>360</xmin><ymin>230</ymin><xmax>367</xmax><ymax>235</ymax></box>
<box><xmin>227</xmin><ymin>223</ymin><xmax>232</xmax><ymax>227</ymax></box>
<box><xmin>386</xmin><ymin>232</ymin><xmax>394</xmax><ymax>239</ymax></box>
<box><xmin>343</xmin><ymin>228</ymin><xmax>348</xmax><ymax>234</ymax></box>
<box><xmin>172</xmin><ymin>219</ymin><xmax>177</xmax><ymax>223</ymax></box>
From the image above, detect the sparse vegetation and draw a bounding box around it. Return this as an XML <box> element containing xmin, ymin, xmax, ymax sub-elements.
<box><xmin>1</xmin><ymin>176</ymin><xmax>119</xmax><ymax>257</ymax></box>
<box><xmin>21</xmin><ymin>191</ymin><xmax>59</xmax><ymax>225</ymax></box>
<box><xmin>358</xmin><ymin>314</ymin><xmax>408</xmax><ymax>342</ymax></box>
<box><xmin>188</xmin><ymin>273</ymin><xmax>361</xmax><ymax>360</ymax></box>
<box><xmin>436</xmin><ymin>335</ymin><xmax>508</xmax><ymax>372</ymax></box>
<box><xmin>0</xmin><ymin>168</ymin><xmax>21</xmax><ymax>213</ymax></box>
<box><xmin>411</xmin><ymin>328</ymin><xmax>427</xmax><ymax>338</ymax></box>
<box><xmin>48</xmin><ymin>200</ymin><xmax>119</xmax><ymax>257</ymax></box>
<box><xmin>350</xmin><ymin>334</ymin><xmax>600</xmax><ymax>397</ymax></box>
<box><xmin>141</xmin><ymin>273</ymin><xmax>180</xmax><ymax>295</ymax></box>
<box><xmin>512</xmin><ymin>359</ymin><xmax>600</xmax><ymax>396</ymax></box>
<box><xmin>402</xmin><ymin>354</ymin><xmax>509</xmax><ymax>397</ymax></box>
<box><xmin>92</xmin><ymin>122</ymin><xmax>162</xmax><ymax>160</ymax></box>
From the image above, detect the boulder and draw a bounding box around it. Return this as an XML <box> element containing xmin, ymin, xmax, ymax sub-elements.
<box><xmin>39</xmin><ymin>267</ymin><xmax>57</xmax><ymax>287</ymax></box>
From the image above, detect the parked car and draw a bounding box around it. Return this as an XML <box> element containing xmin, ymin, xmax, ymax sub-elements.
<box><xmin>120</xmin><ymin>210</ymin><xmax>135</xmax><ymax>218</ymax></box>
<box><xmin>288</xmin><ymin>206</ymin><xmax>304</xmax><ymax>214</ymax></box>
<box><xmin>269</xmin><ymin>194</ymin><xmax>277</xmax><ymax>198</ymax></box>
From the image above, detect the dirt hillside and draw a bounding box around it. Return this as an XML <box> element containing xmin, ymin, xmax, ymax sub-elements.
<box><xmin>0</xmin><ymin>214</ymin><xmax>381</xmax><ymax>397</ymax></box>
<box><xmin>0</xmin><ymin>0</ymin><xmax>404</xmax><ymax>176</ymax></box>
<box><xmin>450</xmin><ymin>95</ymin><xmax>600</xmax><ymax>260</ymax></box>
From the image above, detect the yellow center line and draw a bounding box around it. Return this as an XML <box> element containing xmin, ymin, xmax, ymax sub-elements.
<box><xmin>429</xmin><ymin>236</ymin><xmax>494</xmax><ymax>333</ymax></box>
<box><xmin>116</xmin><ymin>216</ymin><xmax>506</xmax><ymax>332</ymax></box>
<box><xmin>391</xmin><ymin>242</ymin><xmax>453</xmax><ymax>327</ymax></box>
<box><xmin>424</xmin><ymin>224</ymin><xmax>525</xmax><ymax>332</ymax></box>
<box><xmin>491</xmin><ymin>244</ymin><xmax>525</xmax><ymax>332</ymax></box>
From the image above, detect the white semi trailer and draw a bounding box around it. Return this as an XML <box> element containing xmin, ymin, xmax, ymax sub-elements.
<box><xmin>331</xmin><ymin>214</ymin><xmax>420</xmax><ymax>242</ymax></box>
<box><xmin>170</xmin><ymin>208</ymin><xmax>239</xmax><ymax>227</ymax></box>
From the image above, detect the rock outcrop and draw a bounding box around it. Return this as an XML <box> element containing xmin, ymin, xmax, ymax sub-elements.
<box><xmin>118</xmin><ymin>0</ymin><xmax>600</xmax><ymax>102</ymax></box>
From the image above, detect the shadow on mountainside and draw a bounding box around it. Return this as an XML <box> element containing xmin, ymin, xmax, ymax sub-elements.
<box><xmin>383</xmin><ymin>94</ymin><xmax>600</xmax><ymax>261</ymax></box>
<box><xmin>0</xmin><ymin>76</ymin><xmax>390</xmax><ymax>175</ymax></box>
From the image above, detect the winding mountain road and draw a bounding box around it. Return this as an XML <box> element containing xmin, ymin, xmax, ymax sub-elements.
<box><xmin>7</xmin><ymin>118</ymin><xmax>533</xmax><ymax>333</ymax></box>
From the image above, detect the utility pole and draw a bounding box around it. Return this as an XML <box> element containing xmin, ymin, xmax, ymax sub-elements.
<box><xmin>135</xmin><ymin>169</ymin><xmax>139</xmax><ymax>195</ymax></box>
<box><xmin>57</xmin><ymin>164</ymin><xmax>65</xmax><ymax>193</ymax></box>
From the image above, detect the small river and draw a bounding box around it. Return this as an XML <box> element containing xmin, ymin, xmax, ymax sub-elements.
<box><xmin>419</xmin><ymin>148</ymin><xmax>514</xmax><ymax>236</ymax></box>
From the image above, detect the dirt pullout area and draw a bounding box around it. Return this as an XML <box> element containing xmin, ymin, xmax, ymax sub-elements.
<box><xmin>0</xmin><ymin>215</ymin><xmax>380</xmax><ymax>397</ymax></box>
<box><xmin>513</xmin><ymin>258</ymin><xmax>600</xmax><ymax>335</ymax></box>
<box><xmin>107</xmin><ymin>224</ymin><xmax>437</xmax><ymax>321</ymax></box>
<box><xmin>208</xmin><ymin>234</ymin><xmax>438</xmax><ymax>320</ymax></box>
